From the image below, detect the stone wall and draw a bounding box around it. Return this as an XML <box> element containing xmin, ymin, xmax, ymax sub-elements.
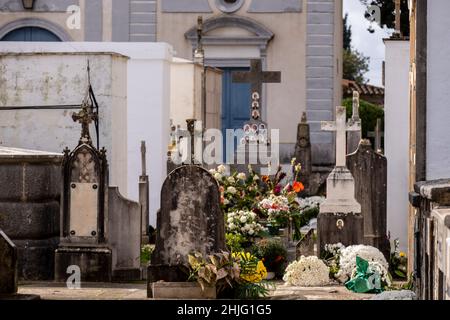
<box><xmin>0</xmin><ymin>147</ymin><xmax>62</xmax><ymax>280</ymax></box>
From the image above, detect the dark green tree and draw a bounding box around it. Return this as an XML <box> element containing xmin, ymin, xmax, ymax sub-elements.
<box><xmin>343</xmin><ymin>13</ymin><xmax>352</xmax><ymax>51</ymax></box>
<box><xmin>360</xmin><ymin>0</ymin><xmax>410</xmax><ymax>37</ymax></box>
<box><xmin>343</xmin><ymin>49</ymin><xmax>370</xmax><ymax>84</ymax></box>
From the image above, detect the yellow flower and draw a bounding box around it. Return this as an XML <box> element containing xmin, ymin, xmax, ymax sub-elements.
<box><xmin>399</xmin><ymin>252</ymin><xmax>406</xmax><ymax>258</ymax></box>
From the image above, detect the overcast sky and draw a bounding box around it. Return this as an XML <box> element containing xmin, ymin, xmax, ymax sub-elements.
<box><xmin>343</xmin><ymin>0</ymin><xmax>394</xmax><ymax>87</ymax></box>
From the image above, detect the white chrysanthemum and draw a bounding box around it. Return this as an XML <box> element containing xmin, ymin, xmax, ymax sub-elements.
<box><xmin>283</xmin><ymin>256</ymin><xmax>330</xmax><ymax>287</ymax></box>
<box><xmin>337</xmin><ymin>245</ymin><xmax>389</xmax><ymax>283</ymax></box>
<box><xmin>227</xmin><ymin>186</ymin><xmax>237</xmax><ymax>194</ymax></box>
<box><xmin>214</xmin><ymin>172</ymin><xmax>223</xmax><ymax>180</ymax></box>
<box><xmin>217</xmin><ymin>164</ymin><xmax>227</xmax><ymax>174</ymax></box>
<box><xmin>227</xmin><ymin>176</ymin><xmax>236</xmax><ymax>184</ymax></box>
<box><xmin>236</xmin><ymin>173</ymin><xmax>246</xmax><ymax>180</ymax></box>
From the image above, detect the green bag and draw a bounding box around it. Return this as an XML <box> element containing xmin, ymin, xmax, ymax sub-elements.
<box><xmin>345</xmin><ymin>256</ymin><xmax>383</xmax><ymax>294</ymax></box>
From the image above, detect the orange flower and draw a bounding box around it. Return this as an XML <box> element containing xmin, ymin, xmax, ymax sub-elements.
<box><xmin>262</xmin><ymin>175</ymin><xmax>270</xmax><ymax>183</ymax></box>
<box><xmin>293</xmin><ymin>181</ymin><xmax>304</xmax><ymax>193</ymax></box>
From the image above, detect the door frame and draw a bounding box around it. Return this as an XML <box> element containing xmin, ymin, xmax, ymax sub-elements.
<box><xmin>0</xmin><ymin>18</ymin><xmax>72</xmax><ymax>41</ymax></box>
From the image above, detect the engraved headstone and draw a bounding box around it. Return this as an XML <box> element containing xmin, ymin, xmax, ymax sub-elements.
<box><xmin>347</xmin><ymin>140</ymin><xmax>389</xmax><ymax>258</ymax></box>
<box><xmin>317</xmin><ymin>106</ymin><xmax>363</xmax><ymax>254</ymax></box>
<box><xmin>148</xmin><ymin>165</ymin><xmax>225</xmax><ymax>296</ymax></box>
<box><xmin>55</xmin><ymin>91</ymin><xmax>112</xmax><ymax>282</ymax></box>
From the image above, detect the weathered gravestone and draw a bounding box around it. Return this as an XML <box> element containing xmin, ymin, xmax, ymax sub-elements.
<box><xmin>55</xmin><ymin>99</ymin><xmax>112</xmax><ymax>282</ymax></box>
<box><xmin>296</xmin><ymin>229</ymin><xmax>316</xmax><ymax>258</ymax></box>
<box><xmin>294</xmin><ymin>112</ymin><xmax>312</xmax><ymax>196</ymax></box>
<box><xmin>347</xmin><ymin>139</ymin><xmax>389</xmax><ymax>258</ymax></box>
<box><xmin>317</xmin><ymin>106</ymin><xmax>363</xmax><ymax>254</ymax></box>
<box><xmin>0</xmin><ymin>229</ymin><xmax>17</xmax><ymax>295</ymax></box>
<box><xmin>148</xmin><ymin>165</ymin><xmax>225</xmax><ymax>297</ymax></box>
<box><xmin>56</xmin><ymin>91</ymin><xmax>142</xmax><ymax>282</ymax></box>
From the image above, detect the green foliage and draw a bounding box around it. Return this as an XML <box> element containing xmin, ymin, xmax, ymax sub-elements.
<box><xmin>343</xmin><ymin>49</ymin><xmax>370</xmax><ymax>84</ymax></box>
<box><xmin>389</xmin><ymin>239</ymin><xmax>408</xmax><ymax>280</ymax></box>
<box><xmin>140</xmin><ymin>244</ymin><xmax>154</xmax><ymax>264</ymax></box>
<box><xmin>226</xmin><ymin>233</ymin><xmax>246</xmax><ymax>252</ymax></box>
<box><xmin>234</xmin><ymin>281</ymin><xmax>273</xmax><ymax>300</ymax></box>
<box><xmin>343</xmin><ymin>13</ymin><xmax>352</xmax><ymax>51</ymax></box>
<box><xmin>251</xmin><ymin>239</ymin><xmax>287</xmax><ymax>278</ymax></box>
<box><xmin>342</xmin><ymin>97</ymin><xmax>384</xmax><ymax>138</ymax></box>
<box><xmin>187</xmin><ymin>251</ymin><xmax>240</xmax><ymax>294</ymax></box>
<box><xmin>359</xmin><ymin>0</ymin><xmax>410</xmax><ymax>37</ymax></box>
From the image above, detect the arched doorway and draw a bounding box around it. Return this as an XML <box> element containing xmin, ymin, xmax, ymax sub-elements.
<box><xmin>1</xmin><ymin>26</ymin><xmax>61</xmax><ymax>41</ymax></box>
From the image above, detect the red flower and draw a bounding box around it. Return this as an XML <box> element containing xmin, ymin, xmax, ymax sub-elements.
<box><xmin>293</xmin><ymin>181</ymin><xmax>305</xmax><ymax>193</ymax></box>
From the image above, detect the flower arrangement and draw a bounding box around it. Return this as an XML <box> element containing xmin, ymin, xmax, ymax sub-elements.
<box><xmin>283</xmin><ymin>256</ymin><xmax>330</xmax><ymax>287</ymax></box>
<box><xmin>389</xmin><ymin>239</ymin><xmax>408</xmax><ymax>279</ymax></box>
<box><xmin>336</xmin><ymin>245</ymin><xmax>391</xmax><ymax>286</ymax></box>
<box><xmin>226</xmin><ymin>210</ymin><xmax>265</xmax><ymax>238</ymax></box>
<box><xmin>140</xmin><ymin>244</ymin><xmax>154</xmax><ymax>264</ymax></box>
<box><xmin>233</xmin><ymin>252</ymin><xmax>268</xmax><ymax>283</ymax></box>
<box><xmin>251</xmin><ymin>238</ymin><xmax>288</xmax><ymax>278</ymax></box>
<box><xmin>258</xmin><ymin>194</ymin><xmax>290</xmax><ymax>227</ymax></box>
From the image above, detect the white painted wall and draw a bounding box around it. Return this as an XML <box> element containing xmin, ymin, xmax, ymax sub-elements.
<box><xmin>384</xmin><ymin>39</ymin><xmax>410</xmax><ymax>252</ymax></box>
<box><xmin>427</xmin><ymin>0</ymin><xmax>450</xmax><ymax>180</ymax></box>
<box><xmin>0</xmin><ymin>42</ymin><xmax>173</xmax><ymax>226</ymax></box>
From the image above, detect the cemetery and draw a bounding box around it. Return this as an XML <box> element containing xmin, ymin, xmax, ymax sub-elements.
<box><xmin>0</xmin><ymin>0</ymin><xmax>449</xmax><ymax>305</ymax></box>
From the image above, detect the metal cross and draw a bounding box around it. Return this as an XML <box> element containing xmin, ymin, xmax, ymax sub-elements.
<box><xmin>232</xmin><ymin>59</ymin><xmax>281</xmax><ymax>100</ymax></box>
<box><xmin>368</xmin><ymin>118</ymin><xmax>384</xmax><ymax>153</ymax></box>
<box><xmin>72</xmin><ymin>99</ymin><xmax>97</xmax><ymax>145</ymax></box>
<box><xmin>321</xmin><ymin>106</ymin><xmax>361</xmax><ymax>167</ymax></box>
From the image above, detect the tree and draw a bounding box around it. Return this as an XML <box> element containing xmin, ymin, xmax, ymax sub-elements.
<box><xmin>359</xmin><ymin>0</ymin><xmax>410</xmax><ymax>37</ymax></box>
<box><xmin>343</xmin><ymin>13</ymin><xmax>352</xmax><ymax>51</ymax></box>
<box><xmin>343</xmin><ymin>13</ymin><xmax>370</xmax><ymax>84</ymax></box>
<box><xmin>343</xmin><ymin>49</ymin><xmax>370</xmax><ymax>84</ymax></box>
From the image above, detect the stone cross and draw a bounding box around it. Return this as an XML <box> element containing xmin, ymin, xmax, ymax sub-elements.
<box><xmin>347</xmin><ymin>92</ymin><xmax>362</xmax><ymax>154</ymax></box>
<box><xmin>141</xmin><ymin>141</ymin><xmax>147</xmax><ymax>177</ymax></box>
<box><xmin>322</xmin><ymin>106</ymin><xmax>360</xmax><ymax>167</ymax></box>
<box><xmin>368</xmin><ymin>118</ymin><xmax>384</xmax><ymax>153</ymax></box>
<box><xmin>232</xmin><ymin>59</ymin><xmax>281</xmax><ymax>121</ymax></box>
<box><xmin>72</xmin><ymin>101</ymin><xmax>97</xmax><ymax>145</ymax></box>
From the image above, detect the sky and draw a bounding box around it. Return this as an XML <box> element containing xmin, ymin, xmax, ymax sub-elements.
<box><xmin>343</xmin><ymin>0</ymin><xmax>394</xmax><ymax>87</ymax></box>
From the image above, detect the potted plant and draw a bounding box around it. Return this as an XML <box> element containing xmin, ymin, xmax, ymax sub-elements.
<box><xmin>252</xmin><ymin>238</ymin><xmax>288</xmax><ymax>279</ymax></box>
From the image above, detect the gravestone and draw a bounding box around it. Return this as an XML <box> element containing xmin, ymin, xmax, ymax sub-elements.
<box><xmin>140</xmin><ymin>141</ymin><xmax>150</xmax><ymax>245</ymax></box>
<box><xmin>368</xmin><ymin>118</ymin><xmax>384</xmax><ymax>154</ymax></box>
<box><xmin>0</xmin><ymin>229</ymin><xmax>17</xmax><ymax>295</ymax></box>
<box><xmin>294</xmin><ymin>112</ymin><xmax>312</xmax><ymax>196</ymax></box>
<box><xmin>347</xmin><ymin>140</ymin><xmax>389</xmax><ymax>258</ymax></box>
<box><xmin>296</xmin><ymin>229</ymin><xmax>316</xmax><ymax>258</ymax></box>
<box><xmin>317</xmin><ymin>106</ymin><xmax>363</xmax><ymax>254</ymax></box>
<box><xmin>231</xmin><ymin>59</ymin><xmax>281</xmax><ymax>174</ymax></box>
<box><xmin>347</xmin><ymin>91</ymin><xmax>362</xmax><ymax>154</ymax></box>
<box><xmin>148</xmin><ymin>165</ymin><xmax>225</xmax><ymax>297</ymax></box>
<box><xmin>55</xmin><ymin>94</ymin><xmax>112</xmax><ymax>282</ymax></box>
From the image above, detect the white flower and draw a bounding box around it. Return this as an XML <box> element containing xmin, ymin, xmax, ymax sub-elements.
<box><xmin>237</xmin><ymin>173</ymin><xmax>246</xmax><ymax>180</ymax></box>
<box><xmin>240</xmin><ymin>216</ymin><xmax>248</xmax><ymax>223</ymax></box>
<box><xmin>223</xmin><ymin>199</ymin><xmax>230</xmax><ymax>205</ymax></box>
<box><xmin>248</xmin><ymin>229</ymin><xmax>255</xmax><ymax>235</ymax></box>
<box><xmin>253</xmin><ymin>175</ymin><xmax>259</xmax><ymax>181</ymax></box>
<box><xmin>217</xmin><ymin>164</ymin><xmax>226</xmax><ymax>174</ymax></box>
<box><xmin>227</xmin><ymin>217</ymin><xmax>234</xmax><ymax>224</ymax></box>
<box><xmin>214</xmin><ymin>172</ymin><xmax>223</xmax><ymax>180</ymax></box>
<box><xmin>336</xmin><ymin>245</ymin><xmax>389</xmax><ymax>284</ymax></box>
<box><xmin>227</xmin><ymin>177</ymin><xmax>236</xmax><ymax>184</ymax></box>
<box><xmin>283</xmin><ymin>256</ymin><xmax>330</xmax><ymax>287</ymax></box>
<box><xmin>209</xmin><ymin>169</ymin><xmax>216</xmax><ymax>175</ymax></box>
<box><xmin>227</xmin><ymin>186</ymin><xmax>237</xmax><ymax>194</ymax></box>
<box><xmin>228</xmin><ymin>223</ymin><xmax>236</xmax><ymax>230</ymax></box>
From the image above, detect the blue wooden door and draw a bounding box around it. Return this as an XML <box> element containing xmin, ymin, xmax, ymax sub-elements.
<box><xmin>1</xmin><ymin>27</ymin><xmax>61</xmax><ymax>41</ymax></box>
<box><xmin>221</xmin><ymin>68</ymin><xmax>251</xmax><ymax>160</ymax></box>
